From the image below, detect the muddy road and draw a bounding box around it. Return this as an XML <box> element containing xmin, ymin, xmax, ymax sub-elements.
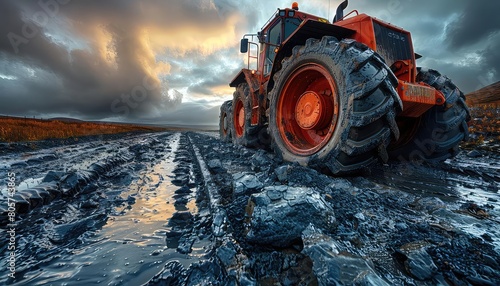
<box><xmin>0</xmin><ymin>131</ymin><xmax>499</xmax><ymax>285</ymax></box>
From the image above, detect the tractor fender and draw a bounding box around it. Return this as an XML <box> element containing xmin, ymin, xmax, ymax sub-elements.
<box><xmin>229</xmin><ymin>68</ymin><xmax>262</xmax><ymax>126</ymax></box>
<box><xmin>267</xmin><ymin>19</ymin><xmax>355</xmax><ymax>93</ymax></box>
<box><xmin>229</xmin><ymin>68</ymin><xmax>259</xmax><ymax>94</ymax></box>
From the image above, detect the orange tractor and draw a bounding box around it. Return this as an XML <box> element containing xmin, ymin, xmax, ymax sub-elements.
<box><xmin>219</xmin><ymin>0</ymin><xmax>470</xmax><ymax>174</ymax></box>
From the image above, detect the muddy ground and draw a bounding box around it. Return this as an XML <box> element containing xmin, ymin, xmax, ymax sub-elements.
<box><xmin>0</xmin><ymin>131</ymin><xmax>499</xmax><ymax>285</ymax></box>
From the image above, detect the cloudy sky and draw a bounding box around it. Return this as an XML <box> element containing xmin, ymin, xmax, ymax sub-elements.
<box><xmin>0</xmin><ymin>0</ymin><xmax>498</xmax><ymax>126</ymax></box>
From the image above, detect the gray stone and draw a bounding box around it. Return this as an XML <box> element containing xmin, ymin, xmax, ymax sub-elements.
<box><xmin>216</xmin><ymin>240</ymin><xmax>238</xmax><ymax>268</ymax></box>
<box><xmin>207</xmin><ymin>159</ymin><xmax>223</xmax><ymax>171</ymax></box>
<box><xmin>177</xmin><ymin>236</ymin><xmax>195</xmax><ymax>254</ymax></box>
<box><xmin>232</xmin><ymin>173</ymin><xmax>263</xmax><ymax>196</ymax></box>
<box><xmin>246</xmin><ymin>186</ymin><xmax>335</xmax><ymax>247</ymax></box>
<box><xmin>42</xmin><ymin>170</ymin><xmax>65</xmax><ymax>183</ymax></box>
<box><xmin>212</xmin><ymin>210</ymin><xmax>227</xmax><ymax>237</ymax></box>
<box><xmin>60</xmin><ymin>172</ymin><xmax>89</xmax><ymax>195</ymax></box>
<box><xmin>49</xmin><ymin>214</ymin><xmax>106</xmax><ymax>244</ymax></box>
<box><xmin>22</xmin><ymin>190</ymin><xmax>44</xmax><ymax>209</ymax></box>
<box><xmin>152</xmin><ymin>261</ymin><xmax>186</xmax><ymax>284</ymax></box>
<box><xmin>397</xmin><ymin>241</ymin><xmax>437</xmax><ymax>280</ymax></box>
<box><xmin>251</xmin><ymin>150</ymin><xmax>270</xmax><ymax>167</ymax></box>
<box><xmin>165</xmin><ymin>228</ymin><xmax>183</xmax><ymax>248</ymax></box>
<box><xmin>274</xmin><ymin>165</ymin><xmax>290</xmax><ymax>182</ymax></box>
<box><xmin>12</xmin><ymin>193</ymin><xmax>31</xmax><ymax>214</ymax></box>
<box><xmin>185</xmin><ymin>261</ymin><xmax>224</xmax><ymax>285</ymax></box>
<box><xmin>467</xmin><ymin>150</ymin><xmax>482</xmax><ymax>158</ymax></box>
<box><xmin>302</xmin><ymin>225</ymin><xmax>389</xmax><ymax>286</ymax></box>
<box><xmin>415</xmin><ymin>197</ymin><xmax>446</xmax><ymax>213</ymax></box>
<box><xmin>168</xmin><ymin>211</ymin><xmax>193</xmax><ymax>227</ymax></box>
<box><xmin>80</xmin><ymin>200</ymin><xmax>99</xmax><ymax>209</ymax></box>
<box><xmin>354</xmin><ymin>212</ymin><xmax>366</xmax><ymax>221</ymax></box>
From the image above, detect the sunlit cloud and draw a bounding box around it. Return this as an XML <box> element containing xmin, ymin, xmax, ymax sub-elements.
<box><xmin>0</xmin><ymin>0</ymin><xmax>498</xmax><ymax>126</ymax></box>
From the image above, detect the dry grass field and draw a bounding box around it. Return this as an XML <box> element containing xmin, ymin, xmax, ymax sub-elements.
<box><xmin>0</xmin><ymin>116</ymin><xmax>166</xmax><ymax>142</ymax></box>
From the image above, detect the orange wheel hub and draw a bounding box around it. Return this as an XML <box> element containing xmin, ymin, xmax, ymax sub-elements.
<box><xmin>277</xmin><ymin>64</ymin><xmax>339</xmax><ymax>156</ymax></box>
<box><xmin>294</xmin><ymin>91</ymin><xmax>331</xmax><ymax>130</ymax></box>
<box><xmin>234</xmin><ymin>99</ymin><xmax>245</xmax><ymax>137</ymax></box>
<box><xmin>238</xmin><ymin>107</ymin><xmax>245</xmax><ymax>128</ymax></box>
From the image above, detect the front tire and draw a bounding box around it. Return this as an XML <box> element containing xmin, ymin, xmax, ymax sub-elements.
<box><xmin>232</xmin><ymin>83</ymin><xmax>266</xmax><ymax>147</ymax></box>
<box><xmin>268</xmin><ymin>37</ymin><xmax>401</xmax><ymax>174</ymax></box>
<box><xmin>388</xmin><ymin>68</ymin><xmax>470</xmax><ymax>162</ymax></box>
<box><xmin>219</xmin><ymin>100</ymin><xmax>233</xmax><ymax>142</ymax></box>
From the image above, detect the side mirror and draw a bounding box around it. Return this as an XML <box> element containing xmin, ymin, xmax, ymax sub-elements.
<box><xmin>240</xmin><ymin>38</ymin><xmax>249</xmax><ymax>53</ymax></box>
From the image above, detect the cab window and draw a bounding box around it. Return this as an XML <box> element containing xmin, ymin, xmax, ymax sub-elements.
<box><xmin>264</xmin><ymin>18</ymin><xmax>302</xmax><ymax>75</ymax></box>
<box><xmin>265</xmin><ymin>20</ymin><xmax>282</xmax><ymax>74</ymax></box>
<box><xmin>284</xmin><ymin>18</ymin><xmax>301</xmax><ymax>39</ymax></box>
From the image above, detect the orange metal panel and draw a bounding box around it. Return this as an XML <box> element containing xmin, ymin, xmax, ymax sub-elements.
<box><xmin>398</xmin><ymin>80</ymin><xmax>445</xmax><ymax>117</ymax></box>
<box><xmin>336</xmin><ymin>14</ymin><xmax>377</xmax><ymax>51</ymax></box>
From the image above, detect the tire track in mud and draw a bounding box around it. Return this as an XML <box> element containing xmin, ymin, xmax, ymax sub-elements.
<box><xmin>0</xmin><ymin>134</ymin><xmax>148</xmax><ymax>284</ymax></box>
<box><xmin>147</xmin><ymin>133</ymin><xmax>254</xmax><ymax>285</ymax></box>
<box><xmin>0</xmin><ymin>133</ymin><xmax>171</xmax><ymax>225</ymax></box>
<box><xmin>0</xmin><ymin>132</ymin><xmax>210</xmax><ymax>285</ymax></box>
<box><xmin>1</xmin><ymin>131</ymin><xmax>499</xmax><ymax>285</ymax></box>
<box><xmin>0</xmin><ymin>133</ymin><xmax>151</xmax><ymax>188</ymax></box>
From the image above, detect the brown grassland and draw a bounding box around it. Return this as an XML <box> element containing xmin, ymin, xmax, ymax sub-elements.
<box><xmin>0</xmin><ymin>117</ymin><xmax>166</xmax><ymax>142</ymax></box>
<box><xmin>0</xmin><ymin>102</ymin><xmax>498</xmax><ymax>147</ymax></box>
<box><xmin>464</xmin><ymin>103</ymin><xmax>500</xmax><ymax>149</ymax></box>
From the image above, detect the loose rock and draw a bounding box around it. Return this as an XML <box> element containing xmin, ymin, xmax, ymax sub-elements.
<box><xmin>302</xmin><ymin>225</ymin><xmax>389</xmax><ymax>285</ymax></box>
<box><xmin>396</xmin><ymin>241</ymin><xmax>437</xmax><ymax>281</ymax></box>
<box><xmin>246</xmin><ymin>186</ymin><xmax>336</xmax><ymax>247</ymax></box>
<box><xmin>232</xmin><ymin>173</ymin><xmax>263</xmax><ymax>196</ymax></box>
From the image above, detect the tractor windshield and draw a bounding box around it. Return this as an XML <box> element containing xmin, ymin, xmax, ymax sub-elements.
<box><xmin>265</xmin><ymin>20</ymin><xmax>282</xmax><ymax>74</ymax></box>
<box><xmin>264</xmin><ymin>17</ymin><xmax>302</xmax><ymax>74</ymax></box>
<box><xmin>284</xmin><ymin>18</ymin><xmax>301</xmax><ymax>39</ymax></box>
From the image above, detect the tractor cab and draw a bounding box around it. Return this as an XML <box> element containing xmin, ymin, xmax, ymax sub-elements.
<box><xmin>223</xmin><ymin>0</ymin><xmax>470</xmax><ymax>175</ymax></box>
<box><xmin>239</xmin><ymin>3</ymin><xmax>330</xmax><ymax>80</ymax></box>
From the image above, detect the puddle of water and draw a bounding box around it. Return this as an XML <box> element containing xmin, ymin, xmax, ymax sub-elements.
<box><xmin>61</xmin><ymin>135</ymin><xmax>185</xmax><ymax>285</ymax></box>
<box><xmin>5</xmin><ymin>133</ymin><xmax>205</xmax><ymax>285</ymax></box>
<box><xmin>369</xmin><ymin>162</ymin><xmax>500</xmax><ymax>255</ymax></box>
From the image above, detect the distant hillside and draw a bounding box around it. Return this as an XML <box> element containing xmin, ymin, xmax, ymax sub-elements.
<box><xmin>0</xmin><ymin>116</ymin><xmax>167</xmax><ymax>142</ymax></box>
<box><xmin>49</xmin><ymin>117</ymin><xmax>84</xmax><ymax>123</ymax></box>
<box><xmin>466</xmin><ymin>81</ymin><xmax>500</xmax><ymax>106</ymax></box>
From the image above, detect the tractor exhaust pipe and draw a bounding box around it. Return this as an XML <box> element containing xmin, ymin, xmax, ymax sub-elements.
<box><xmin>333</xmin><ymin>0</ymin><xmax>348</xmax><ymax>23</ymax></box>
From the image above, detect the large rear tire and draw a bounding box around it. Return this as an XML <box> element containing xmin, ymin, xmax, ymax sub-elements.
<box><xmin>388</xmin><ymin>68</ymin><xmax>470</xmax><ymax>162</ymax></box>
<box><xmin>219</xmin><ymin>100</ymin><xmax>233</xmax><ymax>142</ymax></box>
<box><xmin>268</xmin><ymin>37</ymin><xmax>402</xmax><ymax>174</ymax></box>
<box><xmin>232</xmin><ymin>83</ymin><xmax>267</xmax><ymax>147</ymax></box>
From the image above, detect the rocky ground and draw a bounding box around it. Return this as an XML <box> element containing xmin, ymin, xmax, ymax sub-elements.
<box><xmin>0</xmin><ymin>131</ymin><xmax>499</xmax><ymax>285</ymax></box>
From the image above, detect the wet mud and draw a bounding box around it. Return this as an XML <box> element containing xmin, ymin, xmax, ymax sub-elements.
<box><xmin>1</xmin><ymin>131</ymin><xmax>499</xmax><ymax>285</ymax></box>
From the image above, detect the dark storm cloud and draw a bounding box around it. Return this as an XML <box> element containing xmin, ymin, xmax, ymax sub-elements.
<box><xmin>186</xmin><ymin>61</ymin><xmax>241</xmax><ymax>97</ymax></box>
<box><xmin>1</xmin><ymin>0</ymin><xmax>499</xmax><ymax>125</ymax></box>
<box><xmin>143</xmin><ymin>101</ymin><xmax>220</xmax><ymax>126</ymax></box>
<box><xmin>164</xmin><ymin>48</ymin><xmax>243</xmax><ymax>97</ymax></box>
<box><xmin>0</xmin><ymin>1</ymin><xmax>167</xmax><ymax>118</ymax></box>
<box><xmin>481</xmin><ymin>33</ymin><xmax>500</xmax><ymax>75</ymax></box>
<box><xmin>445</xmin><ymin>0</ymin><xmax>500</xmax><ymax>49</ymax></box>
<box><xmin>0</xmin><ymin>0</ymin><xmax>249</xmax><ymax>123</ymax></box>
<box><xmin>443</xmin><ymin>0</ymin><xmax>500</xmax><ymax>89</ymax></box>
<box><xmin>348</xmin><ymin>0</ymin><xmax>499</xmax><ymax>93</ymax></box>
